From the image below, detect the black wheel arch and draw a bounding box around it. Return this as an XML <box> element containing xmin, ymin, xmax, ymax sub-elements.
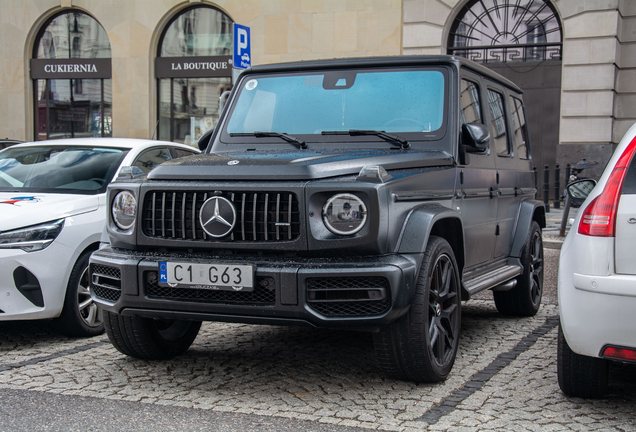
<box><xmin>396</xmin><ymin>203</ymin><xmax>466</xmax><ymax>281</ymax></box>
<box><xmin>510</xmin><ymin>200</ymin><xmax>546</xmax><ymax>258</ymax></box>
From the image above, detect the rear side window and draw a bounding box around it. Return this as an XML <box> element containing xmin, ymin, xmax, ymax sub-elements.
<box><xmin>622</xmin><ymin>156</ymin><xmax>636</xmax><ymax>194</ymax></box>
<box><xmin>487</xmin><ymin>89</ymin><xmax>509</xmax><ymax>156</ymax></box>
<box><xmin>460</xmin><ymin>79</ymin><xmax>482</xmax><ymax>124</ymax></box>
<box><xmin>509</xmin><ymin>96</ymin><xmax>530</xmax><ymax>159</ymax></box>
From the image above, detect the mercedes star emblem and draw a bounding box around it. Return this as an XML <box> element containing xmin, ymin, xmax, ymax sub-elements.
<box><xmin>199</xmin><ymin>196</ymin><xmax>236</xmax><ymax>238</ymax></box>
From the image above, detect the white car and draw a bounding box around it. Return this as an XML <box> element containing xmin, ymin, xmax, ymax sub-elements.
<box><xmin>0</xmin><ymin>138</ymin><xmax>199</xmax><ymax>336</ymax></box>
<box><xmin>558</xmin><ymin>123</ymin><xmax>636</xmax><ymax>398</ymax></box>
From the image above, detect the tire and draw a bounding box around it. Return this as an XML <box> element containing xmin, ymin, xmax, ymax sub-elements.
<box><xmin>57</xmin><ymin>250</ymin><xmax>104</xmax><ymax>337</ymax></box>
<box><xmin>557</xmin><ymin>324</ymin><xmax>609</xmax><ymax>398</ymax></box>
<box><xmin>104</xmin><ymin>311</ymin><xmax>201</xmax><ymax>360</ymax></box>
<box><xmin>494</xmin><ymin>220</ymin><xmax>543</xmax><ymax>317</ymax></box>
<box><xmin>373</xmin><ymin>236</ymin><xmax>461</xmax><ymax>382</ymax></box>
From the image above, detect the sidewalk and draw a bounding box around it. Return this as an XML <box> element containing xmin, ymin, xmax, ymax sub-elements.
<box><xmin>542</xmin><ymin>201</ymin><xmax>578</xmax><ymax>250</ymax></box>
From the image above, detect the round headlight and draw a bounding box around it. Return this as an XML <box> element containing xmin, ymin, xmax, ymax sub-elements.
<box><xmin>112</xmin><ymin>191</ymin><xmax>137</xmax><ymax>231</ymax></box>
<box><xmin>322</xmin><ymin>193</ymin><xmax>368</xmax><ymax>236</ymax></box>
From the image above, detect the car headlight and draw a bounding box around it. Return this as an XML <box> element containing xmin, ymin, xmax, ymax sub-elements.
<box><xmin>0</xmin><ymin>219</ymin><xmax>65</xmax><ymax>252</ymax></box>
<box><xmin>322</xmin><ymin>193</ymin><xmax>368</xmax><ymax>235</ymax></box>
<box><xmin>112</xmin><ymin>191</ymin><xmax>137</xmax><ymax>231</ymax></box>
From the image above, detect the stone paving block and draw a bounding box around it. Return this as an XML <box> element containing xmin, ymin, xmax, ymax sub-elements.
<box><xmin>1</xmin><ymin>288</ymin><xmax>634</xmax><ymax>431</ymax></box>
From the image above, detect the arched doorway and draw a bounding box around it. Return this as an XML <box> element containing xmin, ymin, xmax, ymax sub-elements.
<box><xmin>31</xmin><ymin>10</ymin><xmax>112</xmax><ymax>140</ymax></box>
<box><xmin>155</xmin><ymin>5</ymin><xmax>233</xmax><ymax>145</ymax></box>
<box><xmin>447</xmin><ymin>0</ymin><xmax>563</xmax><ymax>200</ymax></box>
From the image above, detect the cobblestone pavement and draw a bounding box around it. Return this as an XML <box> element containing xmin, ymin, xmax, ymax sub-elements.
<box><xmin>1</xmin><ymin>249</ymin><xmax>635</xmax><ymax>431</ymax></box>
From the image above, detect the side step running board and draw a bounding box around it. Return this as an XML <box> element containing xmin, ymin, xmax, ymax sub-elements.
<box><xmin>463</xmin><ymin>264</ymin><xmax>523</xmax><ymax>296</ymax></box>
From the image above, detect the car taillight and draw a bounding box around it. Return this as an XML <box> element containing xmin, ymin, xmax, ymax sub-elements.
<box><xmin>578</xmin><ymin>136</ymin><xmax>636</xmax><ymax>237</ymax></box>
<box><xmin>602</xmin><ymin>346</ymin><xmax>636</xmax><ymax>362</ymax></box>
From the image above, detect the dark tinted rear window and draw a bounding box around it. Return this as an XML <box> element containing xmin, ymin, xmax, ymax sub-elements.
<box><xmin>622</xmin><ymin>156</ymin><xmax>636</xmax><ymax>194</ymax></box>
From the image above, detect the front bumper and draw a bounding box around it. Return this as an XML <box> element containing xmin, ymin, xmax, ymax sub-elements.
<box><xmin>0</xmin><ymin>241</ymin><xmax>76</xmax><ymax>320</ymax></box>
<box><xmin>89</xmin><ymin>246</ymin><xmax>421</xmax><ymax>329</ymax></box>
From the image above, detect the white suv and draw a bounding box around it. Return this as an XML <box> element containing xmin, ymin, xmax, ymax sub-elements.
<box><xmin>558</xmin><ymin>123</ymin><xmax>636</xmax><ymax>398</ymax></box>
<box><xmin>0</xmin><ymin>139</ymin><xmax>198</xmax><ymax>336</ymax></box>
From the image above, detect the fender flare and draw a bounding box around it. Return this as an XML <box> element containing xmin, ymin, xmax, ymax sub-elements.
<box><xmin>396</xmin><ymin>203</ymin><xmax>465</xmax><ymax>264</ymax></box>
<box><xmin>510</xmin><ymin>200</ymin><xmax>546</xmax><ymax>258</ymax></box>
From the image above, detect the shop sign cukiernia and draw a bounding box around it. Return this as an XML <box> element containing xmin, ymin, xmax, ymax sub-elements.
<box><xmin>30</xmin><ymin>58</ymin><xmax>112</xmax><ymax>79</ymax></box>
<box><xmin>155</xmin><ymin>56</ymin><xmax>232</xmax><ymax>78</ymax></box>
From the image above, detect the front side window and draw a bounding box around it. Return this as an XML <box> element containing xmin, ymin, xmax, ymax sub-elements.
<box><xmin>133</xmin><ymin>148</ymin><xmax>172</xmax><ymax>174</ymax></box>
<box><xmin>224</xmin><ymin>69</ymin><xmax>447</xmax><ymax>143</ymax></box>
<box><xmin>460</xmin><ymin>79</ymin><xmax>482</xmax><ymax>125</ymax></box>
<box><xmin>0</xmin><ymin>146</ymin><xmax>126</xmax><ymax>193</ymax></box>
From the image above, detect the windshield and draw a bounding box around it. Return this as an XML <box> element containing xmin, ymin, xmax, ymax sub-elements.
<box><xmin>224</xmin><ymin>68</ymin><xmax>447</xmax><ymax>141</ymax></box>
<box><xmin>0</xmin><ymin>146</ymin><xmax>127</xmax><ymax>193</ymax></box>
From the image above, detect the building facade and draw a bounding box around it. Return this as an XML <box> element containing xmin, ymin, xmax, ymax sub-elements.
<box><xmin>1</xmin><ymin>0</ymin><xmax>634</xmax><ymax>184</ymax></box>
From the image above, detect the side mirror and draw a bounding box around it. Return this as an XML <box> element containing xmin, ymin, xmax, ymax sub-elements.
<box><xmin>219</xmin><ymin>90</ymin><xmax>231</xmax><ymax>113</ymax></box>
<box><xmin>462</xmin><ymin>123</ymin><xmax>490</xmax><ymax>153</ymax></box>
<box><xmin>117</xmin><ymin>166</ymin><xmax>145</xmax><ymax>180</ymax></box>
<box><xmin>566</xmin><ymin>178</ymin><xmax>597</xmax><ymax>200</ymax></box>
<box><xmin>197</xmin><ymin>128</ymin><xmax>214</xmax><ymax>151</ymax></box>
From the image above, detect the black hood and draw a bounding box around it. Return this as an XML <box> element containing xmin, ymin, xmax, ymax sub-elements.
<box><xmin>148</xmin><ymin>148</ymin><xmax>454</xmax><ymax>181</ymax></box>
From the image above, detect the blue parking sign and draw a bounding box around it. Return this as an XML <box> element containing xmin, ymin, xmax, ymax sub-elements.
<box><xmin>233</xmin><ymin>23</ymin><xmax>251</xmax><ymax>69</ymax></box>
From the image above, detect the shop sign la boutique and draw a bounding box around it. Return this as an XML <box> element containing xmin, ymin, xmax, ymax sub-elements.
<box><xmin>30</xmin><ymin>58</ymin><xmax>111</xmax><ymax>79</ymax></box>
<box><xmin>155</xmin><ymin>56</ymin><xmax>232</xmax><ymax>78</ymax></box>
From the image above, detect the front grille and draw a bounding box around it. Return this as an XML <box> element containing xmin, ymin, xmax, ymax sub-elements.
<box><xmin>142</xmin><ymin>190</ymin><xmax>300</xmax><ymax>242</ymax></box>
<box><xmin>145</xmin><ymin>271</ymin><xmax>276</xmax><ymax>305</ymax></box>
<box><xmin>91</xmin><ymin>264</ymin><xmax>122</xmax><ymax>302</ymax></box>
<box><xmin>306</xmin><ymin>277</ymin><xmax>391</xmax><ymax>317</ymax></box>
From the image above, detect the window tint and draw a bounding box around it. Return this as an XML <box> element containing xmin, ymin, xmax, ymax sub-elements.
<box><xmin>487</xmin><ymin>89</ymin><xmax>509</xmax><ymax>156</ymax></box>
<box><xmin>509</xmin><ymin>96</ymin><xmax>530</xmax><ymax>159</ymax></box>
<box><xmin>623</xmin><ymin>157</ymin><xmax>636</xmax><ymax>195</ymax></box>
<box><xmin>133</xmin><ymin>148</ymin><xmax>171</xmax><ymax>174</ymax></box>
<box><xmin>460</xmin><ymin>79</ymin><xmax>482</xmax><ymax>124</ymax></box>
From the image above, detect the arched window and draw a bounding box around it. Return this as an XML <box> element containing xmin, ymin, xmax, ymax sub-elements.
<box><xmin>32</xmin><ymin>11</ymin><xmax>112</xmax><ymax>140</ymax></box>
<box><xmin>448</xmin><ymin>0</ymin><xmax>562</xmax><ymax>63</ymax></box>
<box><xmin>156</xmin><ymin>6</ymin><xmax>233</xmax><ymax>144</ymax></box>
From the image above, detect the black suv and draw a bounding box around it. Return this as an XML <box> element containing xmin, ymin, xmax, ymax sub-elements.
<box><xmin>90</xmin><ymin>55</ymin><xmax>545</xmax><ymax>382</ymax></box>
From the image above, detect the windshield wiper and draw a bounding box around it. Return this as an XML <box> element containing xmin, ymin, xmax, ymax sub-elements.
<box><xmin>230</xmin><ymin>132</ymin><xmax>307</xmax><ymax>149</ymax></box>
<box><xmin>322</xmin><ymin>130</ymin><xmax>410</xmax><ymax>149</ymax></box>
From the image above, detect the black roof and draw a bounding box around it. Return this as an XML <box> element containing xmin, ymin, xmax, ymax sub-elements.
<box><xmin>242</xmin><ymin>55</ymin><xmax>522</xmax><ymax>93</ymax></box>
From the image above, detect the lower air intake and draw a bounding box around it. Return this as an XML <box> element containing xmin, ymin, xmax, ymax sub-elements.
<box><xmin>306</xmin><ymin>277</ymin><xmax>391</xmax><ymax>317</ymax></box>
<box><xmin>91</xmin><ymin>264</ymin><xmax>122</xmax><ymax>302</ymax></box>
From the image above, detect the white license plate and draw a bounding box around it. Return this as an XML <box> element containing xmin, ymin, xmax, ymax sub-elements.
<box><xmin>159</xmin><ymin>262</ymin><xmax>254</xmax><ymax>292</ymax></box>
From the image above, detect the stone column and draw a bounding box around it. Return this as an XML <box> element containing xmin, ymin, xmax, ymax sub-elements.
<box><xmin>557</xmin><ymin>0</ymin><xmax>623</xmax><ymax>178</ymax></box>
